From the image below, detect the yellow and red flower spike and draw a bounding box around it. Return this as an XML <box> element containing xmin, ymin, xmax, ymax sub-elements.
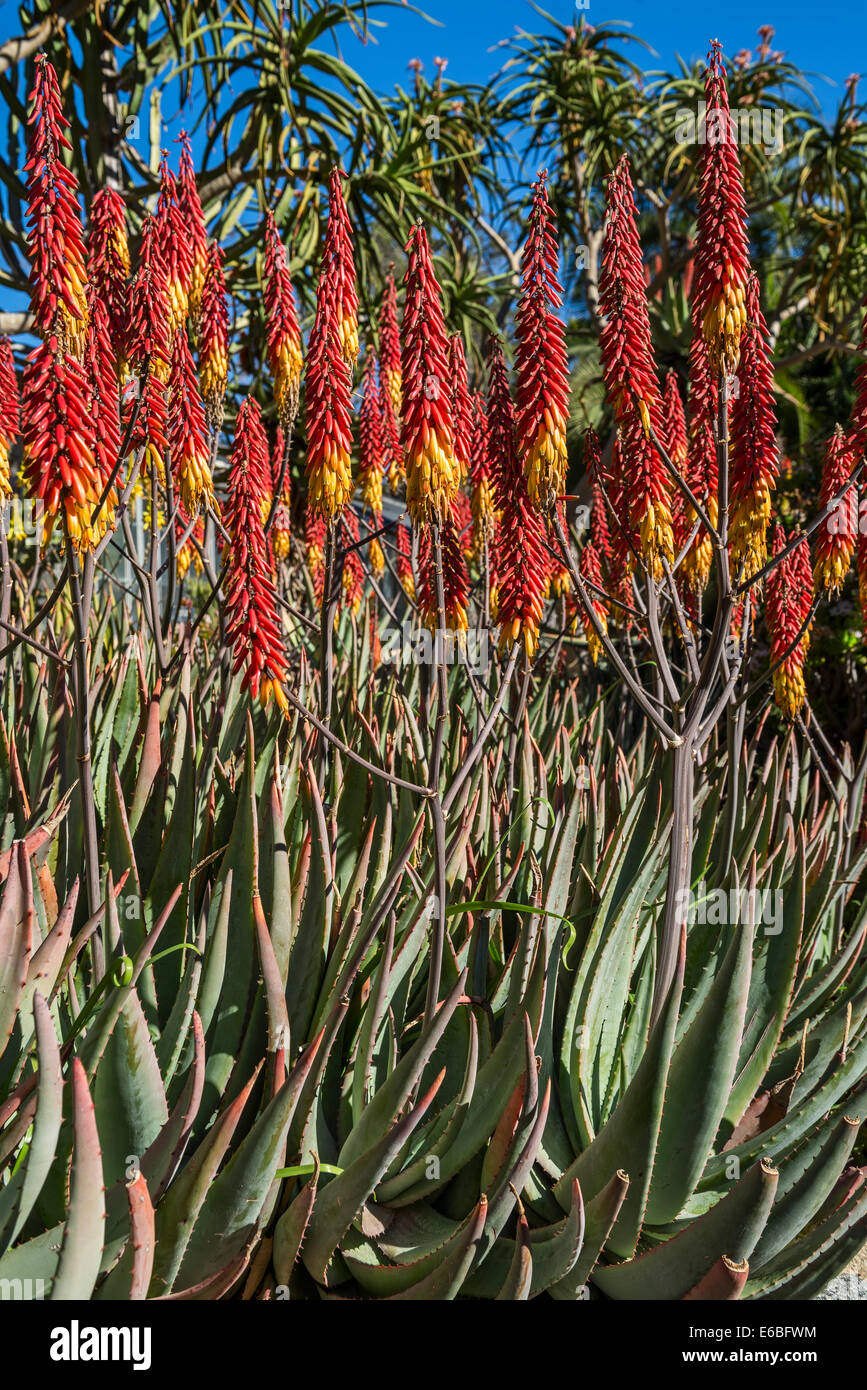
<box><xmin>814</xmin><ymin>426</ymin><xmax>857</xmax><ymax>597</ymax></box>
<box><xmin>584</xmin><ymin>429</ymin><xmax>613</xmax><ymax>572</ymax></box>
<box><xmin>681</xmin><ymin>325</ymin><xmax>719</xmax><ymax>592</ymax></box>
<box><xmin>379</xmin><ymin>266</ymin><xmax>402</xmax><ymax>416</ymax></box>
<box><xmin>358</xmin><ymin>351</ymin><xmax>385</xmax><ymax>516</ymax></box>
<box><xmin>264</xmin><ymin>211</ymin><xmax>303</xmax><ymax>429</ymax></box>
<box><xmin>470</xmin><ymin>393</ymin><xmax>495</xmax><ymax>558</ymax></box>
<box><xmin>177</xmin><ymin>132</ymin><xmax>209</xmax><ymax>328</ymax></box>
<box><xmin>167</xmin><ymin>327</ymin><xmax>214</xmax><ymax>515</ymax></box>
<box><xmin>400</xmin><ymin>222</ymin><xmax>460</xmax><ymax>524</ymax></box>
<box><xmin>487</xmin><ymin>335</ymin><xmax>547</xmax><ymax>659</ymax></box>
<box><xmin>516</xmin><ymin>173</ymin><xmax>570</xmax><ymax>513</ymax></box>
<box><xmin>340</xmin><ymin>510</ymin><xmax>365</xmax><ymax>616</ymax></box>
<box><xmin>448</xmin><ymin>334</ymin><xmax>473</xmax><ymax>482</ymax></box>
<box><xmin>692</xmin><ymin>41</ymin><xmax>750</xmax><ymax>377</ymax></box>
<box><xmin>578</xmin><ymin>540</ymin><xmax>608</xmax><ymax>663</ymax></box>
<box><xmin>25</xmin><ymin>54</ymin><xmax>89</xmax><ymax>356</ymax></box>
<box><xmin>224</xmin><ymin>398</ymin><xmax>289</xmax><ymax>714</ymax></box>
<box><xmin>305</xmin><ymin>258</ymin><xmax>353</xmax><ymax>521</ymax></box>
<box><xmin>126</xmin><ymin>215</ymin><xmax>170</xmax><ymax>476</ymax></box>
<box><xmin>766</xmin><ymin>524</ymin><xmax>813</xmax><ymax>721</ymax></box>
<box><xmin>664</xmin><ymin>369</ymin><xmax>691</xmax><ymax>560</ymax></box>
<box><xmin>0</xmin><ymin>338</ymin><xmax>20</xmax><ymax>500</ymax></box>
<box><xmin>156</xmin><ymin>155</ymin><xmax>193</xmax><ymax>344</ymax></box>
<box><xmin>199</xmin><ymin>242</ymin><xmax>229</xmax><ymax>430</ymax></box>
<box><xmin>305</xmin><ymin>503</ymin><xmax>327</xmax><ymax>603</ymax></box>
<box><xmin>599</xmin><ymin>156</ymin><xmax>673</xmax><ymax>574</ymax></box>
<box><xmin>270</xmin><ymin>427</ymin><xmax>293</xmax><ymax>563</ymax></box>
<box><xmin>175</xmin><ymin>501</ymin><xmax>204</xmax><ymax>582</ymax></box>
<box><xmin>84</xmin><ymin>293</ymin><xmax>121</xmax><ymax>520</ymax></box>
<box><xmin>323</xmin><ymin>168</ymin><xmax>359</xmax><ymax>368</ymax></box>
<box><xmin>396</xmin><ymin>519</ymin><xmax>415</xmax><ymax>600</ymax></box>
<box><xmin>418</xmin><ymin>513</ymin><xmax>470</xmax><ymax>635</ymax></box>
<box><xmin>21</xmin><ymin>338</ymin><xmax>105</xmax><ymax>551</ymax></box>
<box><xmin>381</xmin><ymin>380</ymin><xmax>405</xmax><ymax>491</ymax></box>
<box><xmin>729</xmin><ymin>276</ymin><xmax>779</xmax><ymax>581</ymax></box>
<box><xmin>87</xmin><ymin>188</ymin><xmax>129</xmax><ymax>373</ymax></box>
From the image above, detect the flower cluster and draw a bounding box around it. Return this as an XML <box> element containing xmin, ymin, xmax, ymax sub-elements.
<box><xmin>126</xmin><ymin>216</ymin><xmax>170</xmax><ymax>476</ymax></box>
<box><xmin>515</xmin><ymin>174</ymin><xmax>569</xmax><ymax>512</ymax></box>
<box><xmin>167</xmin><ymin>328</ymin><xmax>215</xmax><ymax>514</ymax></box>
<box><xmin>224</xmin><ymin>398</ymin><xmax>288</xmax><ymax>712</ymax></box>
<box><xmin>766</xmin><ymin>524</ymin><xmax>813</xmax><ymax>720</ymax></box>
<box><xmin>729</xmin><ymin>276</ymin><xmax>779</xmax><ymax>580</ymax></box>
<box><xmin>156</xmin><ymin>155</ymin><xmax>193</xmax><ymax>344</ymax></box>
<box><xmin>263</xmin><ymin>211</ymin><xmax>302</xmax><ymax>429</ymax></box>
<box><xmin>87</xmin><ymin>188</ymin><xmax>129</xmax><ymax>370</ymax></box>
<box><xmin>418</xmin><ymin>513</ymin><xmax>469</xmax><ymax>634</ymax></box>
<box><xmin>199</xmin><ymin>243</ymin><xmax>229</xmax><ymax>429</ymax></box>
<box><xmin>814</xmin><ymin>427</ymin><xmax>857</xmax><ymax>596</ymax></box>
<box><xmin>177</xmin><ymin>132</ymin><xmax>209</xmax><ymax>328</ymax></box>
<box><xmin>400</xmin><ymin>223</ymin><xmax>459</xmax><ymax>524</ymax></box>
<box><xmin>448</xmin><ymin>334</ymin><xmax>473</xmax><ymax>481</ymax></box>
<box><xmin>358</xmin><ymin>352</ymin><xmax>385</xmax><ymax>517</ymax></box>
<box><xmin>323</xmin><ymin>169</ymin><xmax>359</xmax><ymax>368</ymax></box>
<box><xmin>578</xmin><ymin>540</ymin><xmax>608</xmax><ymax>663</ymax></box>
<box><xmin>470</xmin><ymin>394</ymin><xmax>495</xmax><ymax>558</ymax></box>
<box><xmin>304</xmin><ymin>248</ymin><xmax>354</xmax><ymax>520</ymax></box>
<box><xmin>682</xmin><ymin>326</ymin><xmax>719</xmax><ymax>591</ymax></box>
<box><xmin>378</xmin><ymin>266</ymin><xmax>402</xmax><ymax>417</ymax></box>
<box><xmin>396</xmin><ymin>520</ymin><xmax>415</xmax><ymax>600</ymax></box>
<box><xmin>0</xmin><ymin>338</ymin><xmax>20</xmax><ymax>500</ymax></box>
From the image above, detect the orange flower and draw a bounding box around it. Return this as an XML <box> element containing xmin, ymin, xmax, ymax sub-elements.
<box><xmin>400</xmin><ymin>223</ymin><xmax>459</xmax><ymax>524</ymax></box>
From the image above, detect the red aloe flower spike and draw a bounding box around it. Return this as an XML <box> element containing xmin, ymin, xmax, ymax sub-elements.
<box><xmin>487</xmin><ymin>334</ymin><xmax>547</xmax><ymax>658</ymax></box>
<box><xmin>323</xmin><ymin>168</ymin><xmax>359</xmax><ymax>368</ymax></box>
<box><xmin>264</xmin><ymin>211</ymin><xmax>302</xmax><ymax>429</ymax></box>
<box><xmin>199</xmin><ymin>242</ymin><xmax>229</xmax><ymax>430</ymax></box>
<box><xmin>177</xmin><ymin>132</ymin><xmax>209</xmax><ymax>328</ymax></box>
<box><xmin>358</xmin><ymin>351</ymin><xmax>385</xmax><ymax>517</ymax></box>
<box><xmin>271</xmin><ymin>427</ymin><xmax>292</xmax><ymax>562</ymax></box>
<box><xmin>381</xmin><ymin>374</ymin><xmax>405</xmax><ymax>491</ymax></box>
<box><xmin>578</xmin><ymin>540</ymin><xmax>608</xmax><ymax>662</ymax></box>
<box><xmin>175</xmin><ymin>500</ymin><xmax>205</xmax><ymax>582</ymax></box>
<box><xmin>25</xmin><ymin>53</ymin><xmax>89</xmax><ymax>355</ymax></box>
<box><xmin>765</xmin><ymin>523</ymin><xmax>813</xmax><ymax>720</ymax></box>
<box><xmin>87</xmin><ymin>188</ymin><xmax>129</xmax><ymax>373</ymax></box>
<box><xmin>379</xmin><ymin>265</ymin><xmax>402</xmax><ymax>416</ymax></box>
<box><xmin>516</xmin><ymin>172</ymin><xmax>570</xmax><ymax>512</ymax></box>
<box><xmin>167</xmin><ymin>326</ymin><xmax>214</xmax><ymax>514</ymax></box>
<box><xmin>448</xmin><ymin>333</ymin><xmax>473</xmax><ymax>482</ymax></box>
<box><xmin>418</xmin><ymin>511</ymin><xmax>469</xmax><ymax>634</ymax></box>
<box><xmin>340</xmin><ymin>509</ymin><xmax>364</xmax><ymax>615</ymax></box>
<box><xmin>0</xmin><ymin>338</ymin><xmax>20</xmax><ymax>500</ymax></box>
<box><xmin>156</xmin><ymin>153</ymin><xmax>193</xmax><ymax>343</ymax></box>
<box><xmin>396</xmin><ymin>519</ymin><xmax>415</xmax><ymax>600</ymax></box>
<box><xmin>470</xmin><ymin>393</ymin><xmax>495</xmax><ymax>558</ymax></box>
<box><xmin>400</xmin><ymin>222</ymin><xmax>459</xmax><ymax>524</ymax></box>
<box><xmin>305</xmin><ymin>249</ymin><xmax>353</xmax><ymax>521</ymax></box>
<box><xmin>21</xmin><ymin>338</ymin><xmax>104</xmax><ymax>551</ymax></box>
<box><xmin>83</xmin><ymin>291</ymin><xmax>120</xmax><ymax>522</ymax></box>
<box><xmin>692</xmin><ymin>41</ymin><xmax>750</xmax><ymax>376</ymax></box>
<box><xmin>814</xmin><ymin>426</ymin><xmax>858</xmax><ymax>597</ymax></box>
<box><xmin>126</xmin><ymin>215</ymin><xmax>170</xmax><ymax>477</ymax></box>
<box><xmin>664</xmin><ymin>369</ymin><xmax>689</xmax><ymax>552</ymax></box>
<box><xmin>224</xmin><ymin>397</ymin><xmax>288</xmax><ymax>713</ymax></box>
<box><xmin>305</xmin><ymin>502</ymin><xmax>327</xmax><ymax>602</ymax></box>
<box><xmin>584</xmin><ymin>429</ymin><xmax>613</xmax><ymax>568</ymax></box>
<box><xmin>599</xmin><ymin>155</ymin><xmax>673</xmax><ymax>573</ymax></box>
<box><xmin>729</xmin><ymin>275</ymin><xmax>779</xmax><ymax>581</ymax></box>
<box><xmin>681</xmin><ymin>324</ymin><xmax>719</xmax><ymax>592</ymax></box>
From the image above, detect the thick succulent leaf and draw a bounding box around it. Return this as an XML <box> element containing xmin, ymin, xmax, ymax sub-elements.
<box><xmin>50</xmin><ymin>1060</ymin><xmax>105</xmax><ymax>1301</ymax></box>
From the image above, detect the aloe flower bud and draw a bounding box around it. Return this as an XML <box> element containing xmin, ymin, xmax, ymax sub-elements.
<box><xmin>681</xmin><ymin>326</ymin><xmax>719</xmax><ymax>591</ymax></box>
<box><xmin>22</xmin><ymin>339</ymin><xmax>104</xmax><ymax>551</ymax></box>
<box><xmin>127</xmin><ymin>215</ymin><xmax>170</xmax><ymax>477</ymax></box>
<box><xmin>167</xmin><ymin>327</ymin><xmax>214</xmax><ymax>514</ymax></box>
<box><xmin>516</xmin><ymin>173</ymin><xmax>569</xmax><ymax>512</ymax></box>
<box><xmin>396</xmin><ymin>520</ymin><xmax>415</xmax><ymax>600</ymax></box>
<box><xmin>814</xmin><ymin>427</ymin><xmax>857</xmax><ymax>596</ymax></box>
<box><xmin>177</xmin><ymin>132</ymin><xmax>209</xmax><ymax>328</ymax></box>
<box><xmin>448</xmin><ymin>334</ymin><xmax>473</xmax><ymax>482</ymax></box>
<box><xmin>470</xmin><ymin>394</ymin><xmax>495</xmax><ymax>558</ymax></box>
<box><xmin>271</xmin><ymin>428</ymin><xmax>292</xmax><ymax>563</ymax></box>
<box><xmin>340</xmin><ymin>510</ymin><xmax>365</xmax><ymax>614</ymax></box>
<box><xmin>358</xmin><ymin>351</ymin><xmax>385</xmax><ymax>517</ymax></box>
<box><xmin>766</xmin><ymin>524</ymin><xmax>813</xmax><ymax>720</ymax></box>
<box><xmin>264</xmin><ymin>211</ymin><xmax>302</xmax><ymax>429</ymax></box>
<box><xmin>418</xmin><ymin>511</ymin><xmax>469</xmax><ymax>634</ymax></box>
<box><xmin>224</xmin><ymin>398</ymin><xmax>288</xmax><ymax>713</ymax></box>
<box><xmin>0</xmin><ymin>338</ymin><xmax>20</xmax><ymax>501</ymax></box>
<box><xmin>378</xmin><ymin>266</ymin><xmax>402</xmax><ymax>416</ymax></box>
<box><xmin>692</xmin><ymin>41</ymin><xmax>750</xmax><ymax>376</ymax></box>
<box><xmin>400</xmin><ymin>223</ymin><xmax>459</xmax><ymax>524</ymax></box>
<box><xmin>199</xmin><ymin>243</ymin><xmax>229</xmax><ymax>430</ymax></box>
<box><xmin>305</xmin><ymin>254</ymin><xmax>353</xmax><ymax>520</ymax></box>
<box><xmin>156</xmin><ymin>155</ymin><xmax>193</xmax><ymax>344</ymax></box>
<box><xmin>87</xmin><ymin>188</ymin><xmax>129</xmax><ymax>372</ymax></box>
<box><xmin>305</xmin><ymin>503</ymin><xmax>327</xmax><ymax>602</ymax></box>
<box><xmin>323</xmin><ymin>169</ymin><xmax>358</xmax><ymax>368</ymax></box>
<box><xmin>25</xmin><ymin>54</ymin><xmax>89</xmax><ymax>356</ymax></box>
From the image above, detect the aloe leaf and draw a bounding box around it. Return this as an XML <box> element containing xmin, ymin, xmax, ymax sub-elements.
<box><xmin>272</xmin><ymin>1157</ymin><xmax>320</xmax><ymax>1288</ymax></box>
<box><xmin>0</xmin><ymin>992</ymin><xmax>63</xmax><ymax>1252</ymax></box>
<box><xmin>0</xmin><ymin>842</ymin><xmax>33</xmax><ymax>1053</ymax></box>
<box><xmin>750</xmin><ymin>1114</ymin><xmax>861</xmax><ymax>1272</ymax></box>
<box><xmin>50</xmin><ymin>1059</ymin><xmax>105</xmax><ymax>1301</ymax></box>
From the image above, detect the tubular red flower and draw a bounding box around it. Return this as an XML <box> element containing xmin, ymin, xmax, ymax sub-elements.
<box><xmin>396</xmin><ymin>519</ymin><xmax>415</xmax><ymax>600</ymax></box>
<box><xmin>305</xmin><ymin>503</ymin><xmax>327</xmax><ymax>602</ymax></box>
<box><xmin>584</xmin><ymin>429</ymin><xmax>613</xmax><ymax>569</ymax></box>
<box><xmin>470</xmin><ymin>393</ymin><xmax>495</xmax><ymax>557</ymax></box>
<box><xmin>340</xmin><ymin>510</ymin><xmax>364</xmax><ymax>615</ymax></box>
<box><xmin>21</xmin><ymin>337</ymin><xmax>105</xmax><ymax>551</ymax></box>
<box><xmin>379</xmin><ymin>266</ymin><xmax>402</xmax><ymax>417</ymax></box>
<box><xmin>177</xmin><ymin>132</ymin><xmax>209</xmax><ymax>327</ymax></box>
<box><xmin>400</xmin><ymin>223</ymin><xmax>459</xmax><ymax>524</ymax></box>
<box><xmin>578</xmin><ymin>540</ymin><xmax>608</xmax><ymax>663</ymax></box>
<box><xmin>224</xmin><ymin>397</ymin><xmax>288</xmax><ymax>712</ymax></box>
<box><xmin>264</xmin><ymin>211</ymin><xmax>302</xmax><ymax>428</ymax></box>
<box><xmin>765</xmin><ymin>524</ymin><xmax>813</xmax><ymax>720</ymax></box>
<box><xmin>487</xmin><ymin>335</ymin><xmax>547</xmax><ymax>658</ymax></box>
<box><xmin>0</xmin><ymin>337</ymin><xmax>20</xmax><ymax>499</ymax></box>
<box><xmin>270</xmin><ymin>427</ymin><xmax>292</xmax><ymax>562</ymax></box>
<box><xmin>599</xmin><ymin>155</ymin><xmax>673</xmax><ymax>571</ymax></box>
<box><xmin>358</xmin><ymin>351</ymin><xmax>385</xmax><ymax>516</ymax></box>
<box><xmin>516</xmin><ymin>173</ymin><xmax>570</xmax><ymax>511</ymax></box>
<box><xmin>681</xmin><ymin>324</ymin><xmax>719</xmax><ymax>591</ymax></box>
<box><xmin>175</xmin><ymin>500</ymin><xmax>204</xmax><ymax>582</ymax></box>
<box><xmin>167</xmin><ymin>327</ymin><xmax>214</xmax><ymax>514</ymax></box>
<box><xmin>448</xmin><ymin>334</ymin><xmax>473</xmax><ymax>481</ymax></box>
<box><xmin>87</xmin><ymin>188</ymin><xmax>129</xmax><ymax>371</ymax></box>
<box><xmin>156</xmin><ymin>154</ymin><xmax>193</xmax><ymax>343</ymax></box>
<box><xmin>84</xmin><ymin>293</ymin><xmax>121</xmax><ymax>516</ymax></box>
<box><xmin>305</xmin><ymin>252</ymin><xmax>353</xmax><ymax>520</ymax></box>
<box><xmin>729</xmin><ymin>276</ymin><xmax>779</xmax><ymax>580</ymax></box>
<box><xmin>199</xmin><ymin>242</ymin><xmax>229</xmax><ymax>429</ymax></box>
<box><xmin>381</xmin><ymin>377</ymin><xmax>404</xmax><ymax>491</ymax></box>
<box><xmin>323</xmin><ymin>168</ymin><xmax>358</xmax><ymax>368</ymax></box>
<box><xmin>418</xmin><ymin>512</ymin><xmax>469</xmax><ymax>634</ymax></box>
<box><xmin>692</xmin><ymin>41</ymin><xmax>750</xmax><ymax>376</ymax></box>
<box><xmin>25</xmin><ymin>54</ymin><xmax>89</xmax><ymax>354</ymax></box>
<box><xmin>814</xmin><ymin>427</ymin><xmax>857</xmax><ymax>596</ymax></box>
